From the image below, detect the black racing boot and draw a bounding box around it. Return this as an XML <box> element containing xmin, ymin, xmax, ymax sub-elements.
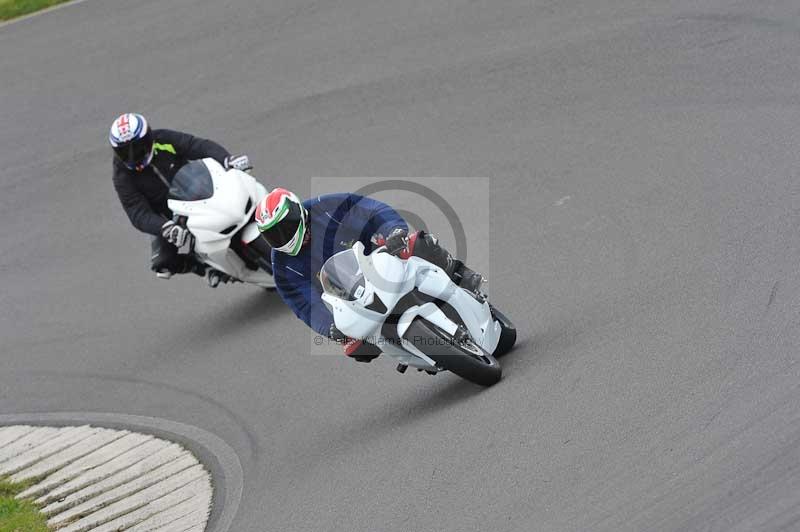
<box><xmin>189</xmin><ymin>261</ymin><xmax>207</xmax><ymax>277</ymax></box>
<box><xmin>171</xmin><ymin>255</ymin><xmax>207</xmax><ymax>277</ymax></box>
<box><xmin>158</xmin><ymin>259</ymin><xmax>205</xmax><ymax>279</ymax></box>
<box><xmin>446</xmin><ymin>258</ymin><xmax>485</xmax><ymax>294</ymax></box>
<box><xmin>413</xmin><ymin>232</ymin><xmax>485</xmax><ymax>293</ymax></box>
<box><xmin>459</xmin><ymin>268</ymin><xmax>485</xmax><ymax>294</ymax></box>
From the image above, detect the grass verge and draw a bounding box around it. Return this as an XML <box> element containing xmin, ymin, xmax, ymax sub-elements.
<box><xmin>0</xmin><ymin>478</ymin><xmax>48</xmax><ymax>532</ymax></box>
<box><xmin>0</xmin><ymin>0</ymin><xmax>71</xmax><ymax>21</ymax></box>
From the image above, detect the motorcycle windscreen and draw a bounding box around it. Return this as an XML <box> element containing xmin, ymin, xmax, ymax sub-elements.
<box><xmin>168</xmin><ymin>160</ymin><xmax>215</xmax><ymax>201</ymax></box>
<box><xmin>320</xmin><ymin>249</ymin><xmax>366</xmax><ymax>301</ymax></box>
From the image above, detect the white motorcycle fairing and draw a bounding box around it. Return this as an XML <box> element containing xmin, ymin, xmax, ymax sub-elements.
<box><xmin>166</xmin><ymin>158</ymin><xmax>275</xmax><ymax>288</ymax></box>
<box><xmin>321</xmin><ymin>242</ymin><xmax>502</xmax><ymax>373</ymax></box>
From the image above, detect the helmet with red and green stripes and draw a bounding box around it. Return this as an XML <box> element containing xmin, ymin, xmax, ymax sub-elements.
<box><xmin>255</xmin><ymin>188</ymin><xmax>308</xmax><ymax>256</ymax></box>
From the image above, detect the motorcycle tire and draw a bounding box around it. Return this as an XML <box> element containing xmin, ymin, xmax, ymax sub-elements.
<box><xmin>404</xmin><ymin>318</ymin><xmax>502</xmax><ymax>386</ymax></box>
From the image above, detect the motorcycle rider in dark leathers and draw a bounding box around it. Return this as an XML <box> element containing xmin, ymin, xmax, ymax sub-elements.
<box><xmin>109</xmin><ymin>113</ymin><xmax>252</xmax><ymax>278</ymax></box>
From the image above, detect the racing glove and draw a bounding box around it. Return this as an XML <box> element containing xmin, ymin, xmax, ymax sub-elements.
<box><xmin>224</xmin><ymin>154</ymin><xmax>253</xmax><ymax>172</ymax></box>
<box><xmin>161</xmin><ymin>220</ymin><xmax>191</xmax><ymax>247</ymax></box>
<box><xmin>382</xmin><ymin>227</ymin><xmax>409</xmax><ymax>256</ymax></box>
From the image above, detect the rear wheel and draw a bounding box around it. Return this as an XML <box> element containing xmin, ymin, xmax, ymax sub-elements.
<box><xmin>404</xmin><ymin>318</ymin><xmax>502</xmax><ymax>386</ymax></box>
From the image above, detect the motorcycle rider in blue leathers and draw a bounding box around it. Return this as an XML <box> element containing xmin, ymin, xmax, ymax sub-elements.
<box><xmin>255</xmin><ymin>188</ymin><xmax>483</xmax><ymax>362</ymax></box>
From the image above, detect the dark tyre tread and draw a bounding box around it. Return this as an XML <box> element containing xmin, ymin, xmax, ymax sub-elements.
<box><xmin>404</xmin><ymin>318</ymin><xmax>502</xmax><ymax>386</ymax></box>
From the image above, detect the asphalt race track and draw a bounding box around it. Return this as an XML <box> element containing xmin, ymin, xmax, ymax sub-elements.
<box><xmin>3</xmin><ymin>1</ymin><xmax>800</xmax><ymax>530</ymax></box>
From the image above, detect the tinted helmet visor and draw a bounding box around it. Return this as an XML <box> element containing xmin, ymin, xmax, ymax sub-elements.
<box><xmin>262</xmin><ymin>201</ymin><xmax>303</xmax><ymax>248</ymax></box>
<box><xmin>113</xmin><ymin>129</ymin><xmax>154</xmax><ymax>169</ymax></box>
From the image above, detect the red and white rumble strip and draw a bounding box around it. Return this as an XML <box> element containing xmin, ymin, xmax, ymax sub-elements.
<box><xmin>0</xmin><ymin>425</ymin><xmax>212</xmax><ymax>532</ymax></box>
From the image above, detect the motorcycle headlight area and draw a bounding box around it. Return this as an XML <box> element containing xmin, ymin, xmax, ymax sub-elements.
<box><xmin>320</xmin><ymin>249</ymin><xmax>366</xmax><ymax>301</ymax></box>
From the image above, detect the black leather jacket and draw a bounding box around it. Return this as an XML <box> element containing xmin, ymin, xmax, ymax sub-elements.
<box><xmin>112</xmin><ymin>129</ymin><xmax>229</xmax><ymax>235</ymax></box>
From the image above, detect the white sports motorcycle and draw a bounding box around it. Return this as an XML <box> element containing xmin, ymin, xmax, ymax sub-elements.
<box><xmin>165</xmin><ymin>158</ymin><xmax>275</xmax><ymax>288</ymax></box>
<box><xmin>320</xmin><ymin>242</ymin><xmax>516</xmax><ymax>386</ymax></box>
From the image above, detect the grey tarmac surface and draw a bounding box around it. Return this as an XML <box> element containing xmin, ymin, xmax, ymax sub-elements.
<box><xmin>2</xmin><ymin>1</ymin><xmax>800</xmax><ymax>530</ymax></box>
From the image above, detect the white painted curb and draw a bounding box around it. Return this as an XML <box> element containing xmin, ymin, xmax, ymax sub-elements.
<box><xmin>0</xmin><ymin>425</ymin><xmax>213</xmax><ymax>532</ymax></box>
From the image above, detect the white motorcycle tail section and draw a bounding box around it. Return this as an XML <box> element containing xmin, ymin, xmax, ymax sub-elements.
<box><xmin>240</xmin><ymin>221</ymin><xmax>263</xmax><ymax>244</ymax></box>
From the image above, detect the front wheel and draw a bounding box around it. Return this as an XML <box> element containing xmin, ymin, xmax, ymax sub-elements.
<box><xmin>404</xmin><ymin>318</ymin><xmax>502</xmax><ymax>386</ymax></box>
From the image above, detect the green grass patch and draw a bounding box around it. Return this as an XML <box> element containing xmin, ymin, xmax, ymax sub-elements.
<box><xmin>0</xmin><ymin>478</ymin><xmax>48</xmax><ymax>532</ymax></box>
<box><xmin>0</xmin><ymin>0</ymin><xmax>71</xmax><ymax>21</ymax></box>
